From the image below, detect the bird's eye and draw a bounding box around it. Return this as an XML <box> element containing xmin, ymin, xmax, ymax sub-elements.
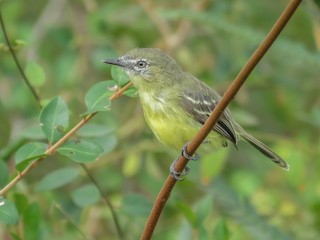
<box><xmin>136</xmin><ymin>60</ymin><xmax>147</xmax><ymax>68</ymax></box>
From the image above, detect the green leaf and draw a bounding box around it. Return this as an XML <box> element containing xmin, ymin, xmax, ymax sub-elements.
<box><xmin>0</xmin><ymin>198</ymin><xmax>19</xmax><ymax>224</ymax></box>
<box><xmin>9</xmin><ymin>232</ymin><xmax>20</xmax><ymax>240</ymax></box>
<box><xmin>57</xmin><ymin>140</ymin><xmax>103</xmax><ymax>163</ymax></box>
<box><xmin>12</xmin><ymin>193</ymin><xmax>29</xmax><ymax>214</ymax></box>
<box><xmin>35</xmin><ymin>167</ymin><xmax>79</xmax><ymax>191</ymax></box>
<box><xmin>71</xmin><ymin>184</ymin><xmax>100</xmax><ymax>207</ymax></box>
<box><xmin>77</xmin><ymin>124</ymin><xmax>114</xmax><ymax>137</ymax></box>
<box><xmin>0</xmin><ymin>100</ymin><xmax>11</xmax><ymax>148</ymax></box>
<box><xmin>39</xmin><ymin>96</ymin><xmax>70</xmax><ymax>144</ymax></box>
<box><xmin>122</xmin><ymin>153</ymin><xmax>141</xmax><ymax>177</ymax></box>
<box><xmin>110</xmin><ymin>66</ymin><xmax>137</xmax><ymax>97</ymax></box>
<box><xmin>22</xmin><ymin>203</ymin><xmax>41</xmax><ymax>240</ymax></box>
<box><xmin>123</xmin><ymin>86</ymin><xmax>138</xmax><ymax>97</ymax></box>
<box><xmin>89</xmin><ymin>134</ymin><xmax>117</xmax><ymax>154</ymax></box>
<box><xmin>0</xmin><ymin>160</ymin><xmax>9</xmax><ymax>188</ymax></box>
<box><xmin>122</xmin><ymin>194</ymin><xmax>152</xmax><ymax>217</ymax></box>
<box><xmin>200</xmin><ymin>150</ymin><xmax>228</xmax><ymax>184</ymax></box>
<box><xmin>176</xmin><ymin>201</ymin><xmax>196</xmax><ymax>227</ymax></box>
<box><xmin>12</xmin><ymin>39</ymin><xmax>26</xmax><ymax>51</ymax></box>
<box><xmin>14</xmin><ymin>39</ymin><xmax>26</xmax><ymax>47</ymax></box>
<box><xmin>25</xmin><ymin>62</ymin><xmax>46</xmax><ymax>87</ymax></box>
<box><xmin>15</xmin><ymin>142</ymin><xmax>48</xmax><ymax>171</ymax></box>
<box><xmin>194</xmin><ymin>195</ymin><xmax>213</xmax><ymax>226</ymax></box>
<box><xmin>213</xmin><ymin>219</ymin><xmax>229</xmax><ymax>240</ymax></box>
<box><xmin>199</xmin><ymin>226</ymin><xmax>208</xmax><ymax>240</ymax></box>
<box><xmin>111</xmin><ymin>65</ymin><xmax>129</xmax><ymax>86</ymax></box>
<box><xmin>84</xmin><ymin>81</ymin><xmax>117</xmax><ymax>115</ymax></box>
<box><xmin>230</xmin><ymin>170</ymin><xmax>262</xmax><ymax>196</ymax></box>
<box><xmin>0</xmin><ymin>42</ymin><xmax>8</xmax><ymax>51</ymax></box>
<box><xmin>21</xmin><ymin>125</ymin><xmax>46</xmax><ymax>140</ymax></box>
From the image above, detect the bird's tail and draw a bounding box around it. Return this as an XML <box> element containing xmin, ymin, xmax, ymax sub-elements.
<box><xmin>236</xmin><ymin>124</ymin><xmax>289</xmax><ymax>170</ymax></box>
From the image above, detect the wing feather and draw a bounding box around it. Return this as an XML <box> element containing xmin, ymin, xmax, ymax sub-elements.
<box><xmin>180</xmin><ymin>80</ymin><xmax>238</xmax><ymax>146</ymax></box>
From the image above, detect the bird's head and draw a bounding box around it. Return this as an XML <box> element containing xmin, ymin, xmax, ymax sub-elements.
<box><xmin>102</xmin><ymin>48</ymin><xmax>183</xmax><ymax>91</ymax></box>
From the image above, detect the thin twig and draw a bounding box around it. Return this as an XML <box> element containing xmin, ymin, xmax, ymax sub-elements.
<box><xmin>54</xmin><ymin>203</ymin><xmax>88</xmax><ymax>240</ymax></box>
<box><xmin>0</xmin><ymin>7</ymin><xmax>42</xmax><ymax>107</ymax></box>
<box><xmin>0</xmin><ymin>82</ymin><xmax>133</xmax><ymax>196</ymax></box>
<box><xmin>80</xmin><ymin>164</ymin><xmax>125</xmax><ymax>240</ymax></box>
<box><xmin>141</xmin><ymin>0</ymin><xmax>302</xmax><ymax>239</ymax></box>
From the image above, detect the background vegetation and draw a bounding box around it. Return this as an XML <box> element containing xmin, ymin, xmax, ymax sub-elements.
<box><xmin>0</xmin><ymin>0</ymin><xmax>319</xmax><ymax>239</ymax></box>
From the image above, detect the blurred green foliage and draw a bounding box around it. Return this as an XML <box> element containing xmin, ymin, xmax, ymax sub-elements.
<box><xmin>0</xmin><ymin>0</ymin><xmax>320</xmax><ymax>239</ymax></box>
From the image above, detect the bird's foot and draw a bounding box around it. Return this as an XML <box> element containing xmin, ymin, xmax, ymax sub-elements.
<box><xmin>181</xmin><ymin>143</ymin><xmax>200</xmax><ymax>161</ymax></box>
<box><xmin>169</xmin><ymin>143</ymin><xmax>200</xmax><ymax>180</ymax></box>
<box><xmin>170</xmin><ymin>157</ymin><xmax>190</xmax><ymax>181</ymax></box>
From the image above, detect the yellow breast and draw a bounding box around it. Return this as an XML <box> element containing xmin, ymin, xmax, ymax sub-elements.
<box><xmin>139</xmin><ymin>92</ymin><xmax>226</xmax><ymax>151</ymax></box>
<box><xmin>139</xmin><ymin>92</ymin><xmax>200</xmax><ymax>149</ymax></box>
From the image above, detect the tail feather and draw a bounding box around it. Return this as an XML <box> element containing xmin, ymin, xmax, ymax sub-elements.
<box><xmin>240</xmin><ymin>131</ymin><xmax>289</xmax><ymax>170</ymax></box>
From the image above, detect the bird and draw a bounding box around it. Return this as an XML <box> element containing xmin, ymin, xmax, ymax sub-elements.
<box><xmin>102</xmin><ymin>48</ymin><xmax>289</xmax><ymax>179</ymax></box>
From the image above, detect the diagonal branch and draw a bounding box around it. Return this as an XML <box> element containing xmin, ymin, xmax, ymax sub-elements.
<box><xmin>141</xmin><ymin>0</ymin><xmax>302</xmax><ymax>239</ymax></box>
<box><xmin>0</xmin><ymin>82</ymin><xmax>133</xmax><ymax>196</ymax></box>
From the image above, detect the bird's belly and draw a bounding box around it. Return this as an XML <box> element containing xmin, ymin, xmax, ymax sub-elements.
<box><xmin>143</xmin><ymin>107</ymin><xmax>225</xmax><ymax>151</ymax></box>
<box><xmin>146</xmin><ymin>113</ymin><xmax>199</xmax><ymax>150</ymax></box>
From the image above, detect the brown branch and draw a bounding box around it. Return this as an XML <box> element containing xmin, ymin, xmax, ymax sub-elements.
<box><xmin>0</xmin><ymin>82</ymin><xmax>133</xmax><ymax>196</ymax></box>
<box><xmin>140</xmin><ymin>0</ymin><xmax>302</xmax><ymax>239</ymax></box>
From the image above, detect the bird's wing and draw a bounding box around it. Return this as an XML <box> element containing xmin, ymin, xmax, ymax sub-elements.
<box><xmin>180</xmin><ymin>80</ymin><xmax>238</xmax><ymax>146</ymax></box>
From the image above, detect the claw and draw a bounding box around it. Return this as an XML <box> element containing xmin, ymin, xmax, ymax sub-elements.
<box><xmin>169</xmin><ymin>143</ymin><xmax>201</xmax><ymax>180</ymax></box>
<box><xmin>181</xmin><ymin>143</ymin><xmax>200</xmax><ymax>161</ymax></box>
<box><xmin>170</xmin><ymin>157</ymin><xmax>190</xmax><ymax>181</ymax></box>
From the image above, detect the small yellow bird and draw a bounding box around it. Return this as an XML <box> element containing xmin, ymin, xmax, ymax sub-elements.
<box><xmin>103</xmin><ymin>48</ymin><xmax>289</xmax><ymax>179</ymax></box>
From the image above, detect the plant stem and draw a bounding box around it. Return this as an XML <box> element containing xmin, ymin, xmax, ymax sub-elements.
<box><xmin>0</xmin><ymin>82</ymin><xmax>133</xmax><ymax>196</ymax></box>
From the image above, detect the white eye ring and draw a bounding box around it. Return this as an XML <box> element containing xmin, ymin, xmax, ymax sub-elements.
<box><xmin>136</xmin><ymin>60</ymin><xmax>148</xmax><ymax>68</ymax></box>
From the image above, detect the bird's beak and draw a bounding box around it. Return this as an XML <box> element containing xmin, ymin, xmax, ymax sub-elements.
<box><xmin>101</xmin><ymin>58</ymin><xmax>126</xmax><ymax>67</ymax></box>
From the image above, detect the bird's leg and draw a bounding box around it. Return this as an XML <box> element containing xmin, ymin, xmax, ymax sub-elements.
<box><xmin>181</xmin><ymin>143</ymin><xmax>200</xmax><ymax>161</ymax></box>
<box><xmin>170</xmin><ymin>157</ymin><xmax>190</xmax><ymax>181</ymax></box>
<box><xmin>169</xmin><ymin>142</ymin><xmax>200</xmax><ymax>180</ymax></box>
